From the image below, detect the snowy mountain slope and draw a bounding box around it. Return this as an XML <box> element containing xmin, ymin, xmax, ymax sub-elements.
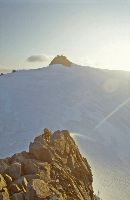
<box><xmin>0</xmin><ymin>64</ymin><xmax>130</xmax><ymax>200</ymax></box>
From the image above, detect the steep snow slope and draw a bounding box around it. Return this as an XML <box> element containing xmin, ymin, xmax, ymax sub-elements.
<box><xmin>0</xmin><ymin>65</ymin><xmax>130</xmax><ymax>200</ymax></box>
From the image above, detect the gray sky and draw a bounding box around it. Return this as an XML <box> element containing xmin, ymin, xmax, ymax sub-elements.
<box><xmin>0</xmin><ymin>0</ymin><xmax>130</xmax><ymax>70</ymax></box>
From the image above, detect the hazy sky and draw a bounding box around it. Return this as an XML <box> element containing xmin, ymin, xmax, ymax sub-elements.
<box><xmin>1</xmin><ymin>0</ymin><xmax>130</xmax><ymax>71</ymax></box>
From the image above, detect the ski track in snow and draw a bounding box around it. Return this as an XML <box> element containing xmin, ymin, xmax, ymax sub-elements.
<box><xmin>0</xmin><ymin>65</ymin><xmax>130</xmax><ymax>200</ymax></box>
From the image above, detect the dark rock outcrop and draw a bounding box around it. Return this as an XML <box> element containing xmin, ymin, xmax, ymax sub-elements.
<box><xmin>49</xmin><ymin>55</ymin><xmax>72</xmax><ymax>67</ymax></box>
<box><xmin>0</xmin><ymin>129</ymin><xmax>95</xmax><ymax>200</ymax></box>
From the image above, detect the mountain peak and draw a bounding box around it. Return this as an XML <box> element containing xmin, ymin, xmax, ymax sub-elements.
<box><xmin>49</xmin><ymin>55</ymin><xmax>72</xmax><ymax>67</ymax></box>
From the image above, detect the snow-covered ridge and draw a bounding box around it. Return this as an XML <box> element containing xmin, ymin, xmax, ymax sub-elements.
<box><xmin>0</xmin><ymin>64</ymin><xmax>130</xmax><ymax>200</ymax></box>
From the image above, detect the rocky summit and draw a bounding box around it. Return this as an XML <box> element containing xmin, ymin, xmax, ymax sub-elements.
<box><xmin>0</xmin><ymin>129</ymin><xmax>95</xmax><ymax>200</ymax></box>
<box><xmin>49</xmin><ymin>55</ymin><xmax>72</xmax><ymax>67</ymax></box>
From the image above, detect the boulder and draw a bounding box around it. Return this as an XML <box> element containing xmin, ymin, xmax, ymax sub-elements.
<box><xmin>0</xmin><ymin>175</ymin><xmax>6</xmax><ymax>190</ymax></box>
<box><xmin>25</xmin><ymin>179</ymin><xmax>51</xmax><ymax>200</ymax></box>
<box><xmin>10</xmin><ymin>152</ymin><xmax>30</xmax><ymax>164</ymax></box>
<box><xmin>0</xmin><ymin>188</ymin><xmax>10</xmax><ymax>200</ymax></box>
<box><xmin>5</xmin><ymin>162</ymin><xmax>21</xmax><ymax>180</ymax></box>
<box><xmin>29</xmin><ymin>143</ymin><xmax>53</xmax><ymax>162</ymax></box>
<box><xmin>22</xmin><ymin>159</ymin><xmax>39</xmax><ymax>175</ymax></box>
<box><xmin>0</xmin><ymin>175</ymin><xmax>9</xmax><ymax>200</ymax></box>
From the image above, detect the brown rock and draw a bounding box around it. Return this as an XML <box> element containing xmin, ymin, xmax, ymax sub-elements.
<box><xmin>0</xmin><ymin>188</ymin><xmax>10</xmax><ymax>200</ymax></box>
<box><xmin>0</xmin><ymin>175</ymin><xmax>10</xmax><ymax>199</ymax></box>
<box><xmin>0</xmin><ymin>160</ymin><xmax>8</xmax><ymax>174</ymax></box>
<box><xmin>5</xmin><ymin>163</ymin><xmax>21</xmax><ymax>180</ymax></box>
<box><xmin>22</xmin><ymin>159</ymin><xmax>39</xmax><ymax>175</ymax></box>
<box><xmin>37</xmin><ymin>163</ymin><xmax>51</xmax><ymax>182</ymax></box>
<box><xmin>42</xmin><ymin>128</ymin><xmax>51</xmax><ymax>143</ymax></box>
<box><xmin>11</xmin><ymin>192</ymin><xmax>25</xmax><ymax>200</ymax></box>
<box><xmin>49</xmin><ymin>55</ymin><xmax>72</xmax><ymax>67</ymax></box>
<box><xmin>24</xmin><ymin>174</ymin><xmax>40</xmax><ymax>183</ymax></box>
<box><xmin>0</xmin><ymin>174</ymin><xmax>6</xmax><ymax>190</ymax></box>
<box><xmin>13</xmin><ymin>176</ymin><xmax>28</xmax><ymax>191</ymax></box>
<box><xmin>25</xmin><ymin>179</ymin><xmax>51</xmax><ymax>200</ymax></box>
<box><xmin>29</xmin><ymin>143</ymin><xmax>53</xmax><ymax>162</ymax></box>
<box><xmin>9</xmin><ymin>183</ymin><xmax>21</xmax><ymax>194</ymax></box>
<box><xmin>0</xmin><ymin>129</ymin><xmax>95</xmax><ymax>200</ymax></box>
<box><xmin>3</xmin><ymin>174</ymin><xmax>12</xmax><ymax>186</ymax></box>
<box><xmin>11</xmin><ymin>152</ymin><xmax>30</xmax><ymax>163</ymax></box>
<box><xmin>67</xmin><ymin>154</ymin><xmax>75</xmax><ymax>170</ymax></box>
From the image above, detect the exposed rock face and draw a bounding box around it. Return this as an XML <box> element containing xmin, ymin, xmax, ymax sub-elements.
<box><xmin>0</xmin><ymin>129</ymin><xmax>95</xmax><ymax>200</ymax></box>
<box><xmin>0</xmin><ymin>174</ymin><xmax>10</xmax><ymax>199</ymax></box>
<box><xmin>49</xmin><ymin>55</ymin><xmax>72</xmax><ymax>67</ymax></box>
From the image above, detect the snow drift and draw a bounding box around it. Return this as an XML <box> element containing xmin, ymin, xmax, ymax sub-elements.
<box><xmin>0</xmin><ymin>64</ymin><xmax>130</xmax><ymax>200</ymax></box>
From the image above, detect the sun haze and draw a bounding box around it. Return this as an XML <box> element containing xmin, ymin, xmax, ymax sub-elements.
<box><xmin>0</xmin><ymin>0</ymin><xmax>130</xmax><ymax>71</ymax></box>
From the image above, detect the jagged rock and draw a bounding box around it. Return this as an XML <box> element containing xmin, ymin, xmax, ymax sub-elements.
<box><xmin>67</xmin><ymin>154</ymin><xmax>75</xmax><ymax>170</ymax></box>
<box><xmin>0</xmin><ymin>129</ymin><xmax>95</xmax><ymax>200</ymax></box>
<box><xmin>29</xmin><ymin>128</ymin><xmax>53</xmax><ymax>162</ymax></box>
<box><xmin>25</xmin><ymin>179</ymin><xmax>51</xmax><ymax>200</ymax></box>
<box><xmin>0</xmin><ymin>175</ymin><xmax>6</xmax><ymax>190</ymax></box>
<box><xmin>38</xmin><ymin>162</ymin><xmax>51</xmax><ymax>182</ymax></box>
<box><xmin>24</xmin><ymin>174</ymin><xmax>40</xmax><ymax>182</ymax></box>
<box><xmin>5</xmin><ymin>162</ymin><xmax>21</xmax><ymax>180</ymax></box>
<box><xmin>0</xmin><ymin>174</ymin><xmax>9</xmax><ymax>200</ymax></box>
<box><xmin>3</xmin><ymin>174</ymin><xmax>12</xmax><ymax>186</ymax></box>
<box><xmin>29</xmin><ymin>141</ymin><xmax>53</xmax><ymax>162</ymax></box>
<box><xmin>0</xmin><ymin>160</ymin><xmax>9</xmax><ymax>174</ymax></box>
<box><xmin>43</xmin><ymin>128</ymin><xmax>51</xmax><ymax>143</ymax></box>
<box><xmin>0</xmin><ymin>188</ymin><xmax>10</xmax><ymax>200</ymax></box>
<box><xmin>48</xmin><ymin>186</ymin><xmax>64</xmax><ymax>200</ymax></box>
<box><xmin>20</xmin><ymin>158</ymin><xmax>50</xmax><ymax>181</ymax></box>
<box><xmin>22</xmin><ymin>159</ymin><xmax>39</xmax><ymax>175</ymax></box>
<box><xmin>13</xmin><ymin>176</ymin><xmax>28</xmax><ymax>191</ymax></box>
<box><xmin>11</xmin><ymin>152</ymin><xmax>31</xmax><ymax>164</ymax></box>
<box><xmin>9</xmin><ymin>183</ymin><xmax>21</xmax><ymax>194</ymax></box>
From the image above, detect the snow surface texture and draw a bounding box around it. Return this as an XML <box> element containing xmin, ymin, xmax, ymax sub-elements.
<box><xmin>0</xmin><ymin>65</ymin><xmax>130</xmax><ymax>200</ymax></box>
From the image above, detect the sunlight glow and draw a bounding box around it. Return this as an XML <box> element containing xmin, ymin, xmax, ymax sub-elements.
<box><xmin>95</xmin><ymin>98</ymin><xmax>130</xmax><ymax>130</ymax></box>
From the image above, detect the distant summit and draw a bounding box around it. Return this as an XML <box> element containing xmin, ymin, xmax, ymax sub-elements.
<box><xmin>49</xmin><ymin>55</ymin><xmax>72</xmax><ymax>67</ymax></box>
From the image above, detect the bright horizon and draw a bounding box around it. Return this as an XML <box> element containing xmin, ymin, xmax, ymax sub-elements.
<box><xmin>1</xmin><ymin>0</ymin><xmax>130</xmax><ymax>71</ymax></box>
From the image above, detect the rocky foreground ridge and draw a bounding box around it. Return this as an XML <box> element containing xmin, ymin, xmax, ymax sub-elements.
<box><xmin>0</xmin><ymin>129</ymin><xmax>95</xmax><ymax>200</ymax></box>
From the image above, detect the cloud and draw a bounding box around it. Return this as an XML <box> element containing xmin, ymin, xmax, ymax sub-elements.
<box><xmin>27</xmin><ymin>54</ymin><xmax>52</xmax><ymax>63</ymax></box>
